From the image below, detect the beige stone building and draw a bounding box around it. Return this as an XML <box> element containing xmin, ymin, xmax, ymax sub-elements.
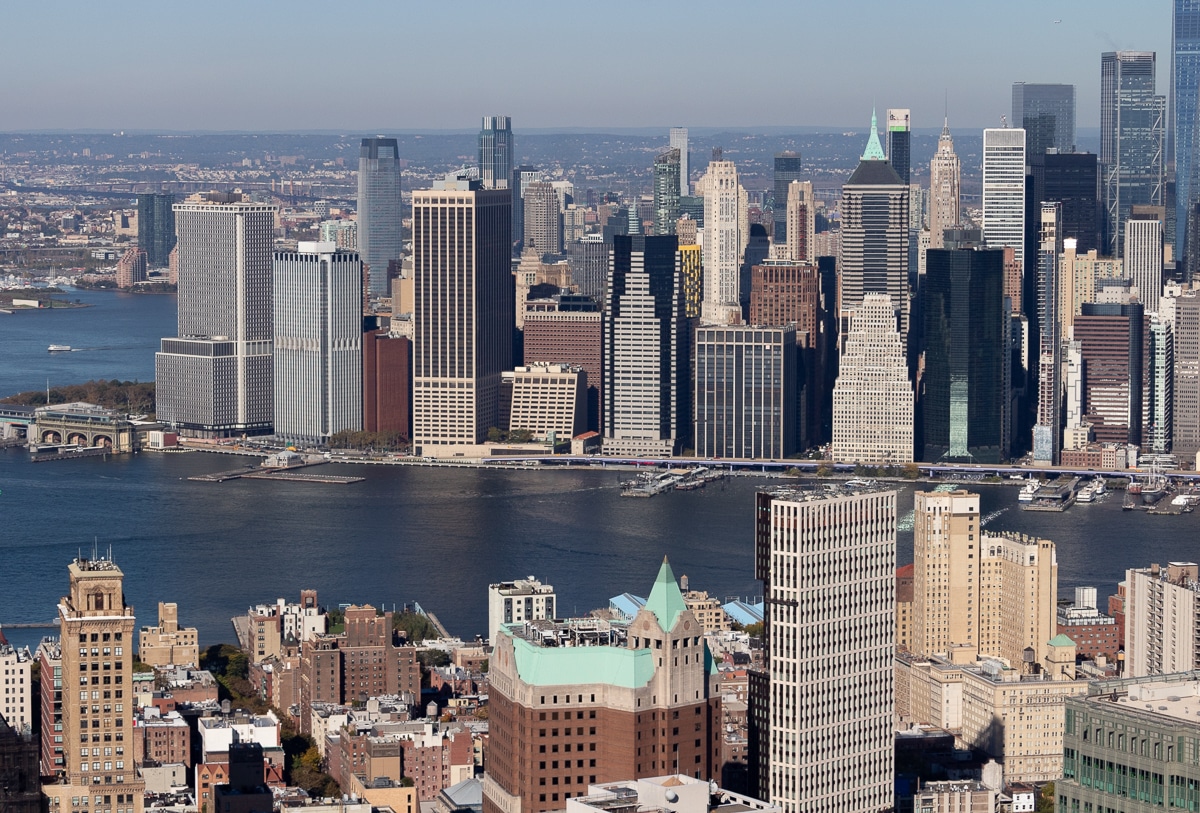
<box><xmin>681</xmin><ymin>590</ymin><xmax>731</xmax><ymax>633</ymax></box>
<box><xmin>503</xmin><ymin>363</ymin><xmax>587</xmax><ymax>442</ymax></box>
<box><xmin>139</xmin><ymin>602</ymin><xmax>199</xmax><ymax>668</ymax></box>
<box><xmin>1123</xmin><ymin>561</ymin><xmax>1200</xmax><ymax>677</ymax></box>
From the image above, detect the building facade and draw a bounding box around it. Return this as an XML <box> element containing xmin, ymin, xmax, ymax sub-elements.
<box><xmin>783</xmin><ymin>181</ymin><xmax>815</xmax><ymax>265</ymax></box>
<box><xmin>137</xmin><ymin>193</ymin><xmax>176</xmax><ymax>268</ymax></box>
<box><xmin>1012</xmin><ymin>83</ymin><xmax>1076</xmax><ymax>156</ymax></box>
<box><xmin>982</xmin><ymin>128</ymin><xmax>1027</xmax><ymax>281</ymax></box>
<box><xmin>479</xmin><ymin>116</ymin><xmax>513</xmax><ymax>191</ymax></box>
<box><xmin>523</xmin><ymin>182</ymin><xmax>562</xmax><ymax>257</ymax></box>
<box><xmin>1125</xmin><ymin>213</ymin><xmax>1165</xmax><ymax>312</ymax></box>
<box><xmin>503</xmin><ymin>364</ymin><xmax>586</xmax><ymax>443</ymax></box>
<box><xmin>886</xmin><ymin>109</ymin><xmax>911</xmax><ymax>184</ymax></box>
<box><xmin>363</xmin><ymin>328</ymin><xmax>411</xmax><ymax>439</ymax></box>
<box><xmin>0</xmin><ymin>644</ymin><xmax>32</xmax><ymax>732</ymax></box>
<box><xmin>653</xmin><ymin>150</ymin><xmax>681</xmax><ymax>236</ymax></box>
<box><xmin>357</xmin><ymin>137</ymin><xmax>403</xmax><ymax>297</ymax></box>
<box><xmin>669</xmin><ymin>128</ymin><xmax>689</xmax><ymax>197</ymax></box>
<box><xmin>138</xmin><ymin>602</ymin><xmax>199</xmax><ymax>668</ymax></box>
<box><xmin>1124</xmin><ymin>563</ymin><xmax>1200</xmax><ymax>677</ymax></box>
<box><xmin>928</xmin><ymin>121</ymin><xmax>962</xmax><ymax>250</ymax></box>
<box><xmin>771</xmin><ymin>152</ymin><xmax>803</xmax><ymax>248</ymax></box>
<box><xmin>487</xmin><ymin>577</ymin><xmax>557</xmax><ymax>645</ymax></box>
<box><xmin>702</xmin><ymin>160</ymin><xmax>748</xmax><ymax>325</ymax></box>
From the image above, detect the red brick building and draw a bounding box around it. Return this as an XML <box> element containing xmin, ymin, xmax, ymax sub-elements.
<box><xmin>363</xmin><ymin>329</ymin><xmax>412</xmax><ymax>438</ymax></box>
<box><xmin>523</xmin><ymin>310</ymin><xmax>602</xmax><ymax>432</ymax></box>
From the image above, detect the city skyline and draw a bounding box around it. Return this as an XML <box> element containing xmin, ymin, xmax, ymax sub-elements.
<box><xmin>0</xmin><ymin>1</ymin><xmax>1170</xmax><ymax>132</ymax></box>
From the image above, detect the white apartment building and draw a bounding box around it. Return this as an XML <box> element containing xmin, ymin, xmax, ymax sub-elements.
<box><xmin>487</xmin><ymin>577</ymin><xmax>557</xmax><ymax>645</ymax></box>
<box><xmin>0</xmin><ymin>644</ymin><xmax>33</xmax><ymax>731</ymax></box>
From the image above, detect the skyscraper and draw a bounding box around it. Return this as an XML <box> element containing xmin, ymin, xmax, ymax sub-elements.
<box><xmin>1174</xmin><ymin>291</ymin><xmax>1200</xmax><ymax>464</ymax></box>
<box><xmin>1012</xmin><ymin>83</ymin><xmax>1076</xmax><ymax>156</ymax></box>
<box><xmin>602</xmin><ymin>234</ymin><xmax>687</xmax><ymax>456</ymax></box>
<box><xmin>784</xmin><ymin>180</ymin><xmax>815</xmax><ymax>264</ymax></box>
<box><xmin>982</xmin><ymin>127</ymin><xmax>1027</xmax><ymax>279</ymax></box>
<box><xmin>522</xmin><ymin>181</ymin><xmax>561</xmax><ymax>256</ymax></box>
<box><xmin>136</xmin><ymin>193</ymin><xmax>176</xmax><ymax>267</ymax></box>
<box><xmin>1173</xmin><ymin>1</ymin><xmax>1200</xmax><ymax>255</ymax></box>
<box><xmin>1125</xmin><ymin>211</ymin><xmax>1165</xmax><ymax>312</ymax></box>
<box><xmin>1101</xmin><ymin>52</ymin><xmax>1166</xmax><ymax>256</ymax></box>
<box><xmin>772</xmin><ymin>151</ymin><xmax>803</xmax><ymax>247</ymax></box>
<box><xmin>831</xmin><ymin>294</ymin><xmax>914</xmax><ymax>464</ymax></box>
<box><xmin>928</xmin><ymin>119</ymin><xmax>961</xmax><ymax>249</ymax></box>
<box><xmin>411</xmin><ymin>175</ymin><xmax>513</xmax><ymax>452</ymax></box>
<box><xmin>652</xmin><ymin>148</ymin><xmax>681</xmax><ymax>235</ymax></box>
<box><xmin>922</xmin><ymin>247</ymin><xmax>1010</xmax><ymax>463</ymax></box>
<box><xmin>1074</xmin><ymin>301</ymin><xmax>1147</xmax><ymax>445</ymax></box>
<box><xmin>669</xmin><ymin>126</ymin><xmax>689</xmax><ymax>197</ymax></box>
<box><xmin>510</xmin><ymin>164</ymin><xmax>539</xmax><ymax>253</ymax></box>
<box><xmin>478</xmin><ymin>115</ymin><xmax>513</xmax><ymax>190</ymax></box>
<box><xmin>357</xmin><ymin>137</ymin><xmax>402</xmax><ymax>297</ymax></box>
<box><xmin>1028</xmin><ymin>151</ymin><xmax>1102</xmax><ymax>253</ymax></box>
<box><xmin>887</xmin><ymin>109</ymin><xmax>912</xmax><ymax>184</ymax></box>
<box><xmin>1148</xmin><ymin>314</ymin><xmax>1174</xmax><ymax>453</ymax></box>
<box><xmin>701</xmin><ymin>158</ymin><xmax>748</xmax><ymax>324</ymax></box>
<box><xmin>40</xmin><ymin>555</ymin><xmax>146</xmax><ymax>813</ymax></box>
<box><xmin>155</xmin><ymin>194</ymin><xmax>276</xmax><ymax>435</ymax></box>
<box><xmin>749</xmin><ymin>486</ymin><xmax>896</xmax><ymax>813</ymax></box>
<box><xmin>1033</xmin><ymin>202</ymin><xmax>1063</xmax><ymax>464</ymax></box>
<box><xmin>273</xmin><ymin>242</ymin><xmax>363</xmax><ymax>446</ymax></box>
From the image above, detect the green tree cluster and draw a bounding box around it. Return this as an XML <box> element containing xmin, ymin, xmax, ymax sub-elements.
<box><xmin>329</xmin><ymin>430</ymin><xmax>408</xmax><ymax>451</ymax></box>
<box><xmin>2</xmin><ymin>379</ymin><xmax>155</xmax><ymax>413</ymax></box>
<box><xmin>486</xmin><ymin>427</ymin><xmax>535</xmax><ymax>443</ymax></box>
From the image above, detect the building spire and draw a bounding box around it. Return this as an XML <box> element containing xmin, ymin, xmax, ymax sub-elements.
<box><xmin>862</xmin><ymin>107</ymin><xmax>886</xmax><ymax>161</ymax></box>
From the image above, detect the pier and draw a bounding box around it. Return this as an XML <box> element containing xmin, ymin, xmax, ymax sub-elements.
<box><xmin>188</xmin><ymin>459</ymin><xmax>363</xmax><ymax>485</ymax></box>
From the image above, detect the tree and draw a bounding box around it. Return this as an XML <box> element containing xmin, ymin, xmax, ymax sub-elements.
<box><xmin>1036</xmin><ymin>783</ymin><xmax>1054</xmax><ymax>813</ymax></box>
<box><xmin>902</xmin><ymin>462</ymin><xmax>921</xmax><ymax>480</ymax></box>
<box><xmin>418</xmin><ymin>650</ymin><xmax>451</xmax><ymax>669</ymax></box>
<box><xmin>393</xmin><ymin>611</ymin><xmax>437</xmax><ymax>643</ymax></box>
<box><xmin>487</xmin><ymin>426</ymin><xmax>505</xmax><ymax>443</ymax></box>
<box><xmin>815</xmin><ymin>463</ymin><xmax>833</xmax><ymax>478</ymax></box>
<box><xmin>743</xmin><ymin>622</ymin><xmax>764</xmax><ymax>639</ymax></box>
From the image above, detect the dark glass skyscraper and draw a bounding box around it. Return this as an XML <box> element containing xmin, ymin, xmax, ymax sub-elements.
<box><xmin>652</xmin><ymin>149</ymin><xmax>681</xmax><ymax>235</ymax></box>
<box><xmin>1101</xmin><ymin>52</ymin><xmax>1166</xmax><ymax>256</ymax></box>
<box><xmin>886</xmin><ymin>109</ymin><xmax>911</xmax><ymax>185</ymax></box>
<box><xmin>479</xmin><ymin>115</ymin><xmax>513</xmax><ymax>191</ymax></box>
<box><xmin>1029</xmin><ymin>151</ymin><xmax>1102</xmax><ymax>251</ymax></box>
<box><xmin>922</xmin><ymin>247</ymin><xmax>1009</xmax><ymax>463</ymax></box>
<box><xmin>137</xmin><ymin>193</ymin><xmax>176</xmax><ymax>267</ymax></box>
<box><xmin>1012</xmin><ymin>83</ymin><xmax>1076</xmax><ymax>156</ymax></box>
<box><xmin>772</xmin><ymin>152</ymin><xmax>803</xmax><ymax>246</ymax></box>
<box><xmin>357</xmin><ymin>137</ymin><xmax>402</xmax><ymax>297</ymax></box>
<box><xmin>1174</xmin><ymin>1</ymin><xmax>1200</xmax><ymax>255</ymax></box>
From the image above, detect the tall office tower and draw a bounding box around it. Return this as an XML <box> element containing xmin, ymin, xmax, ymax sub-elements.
<box><xmin>839</xmin><ymin>113</ymin><xmax>910</xmax><ymax>340</ymax></box>
<box><xmin>772</xmin><ymin>151</ymin><xmax>803</xmax><ymax>246</ymax></box>
<box><xmin>982</xmin><ymin>128</ymin><xmax>1026</xmax><ymax>281</ymax></box>
<box><xmin>478</xmin><ymin>115</ymin><xmax>513</xmax><ymax>190</ymax></box>
<box><xmin>1101</xmin><ymin>52</ymin><xmax>1166</xmax><ymax>256</ymax></box>
<box><xmin>928</xmin><ymin>119</ymin><xmax>962</xmax><ymax>249</ymax></box>
<box><xmin>510</xmin><ymin>165</ymin><xmax>540</xmax><ymax>253</ymax></box>
<box><xmin>831</xmin><ymin>294</ymin><xmax>914</xmax><ymax>464</ymax></box>
<box><xmin>912</xmin><ymin>490</ymin><xmax>1058</xmax><ymax>665</ymax></box>
<box><xmin>272</xmin><ymin>242</ymin><xmax>363</xmax><ymax>446</ymax></box>
<box><xmin>1175</xmin><ymin>1</ymin><xmax>1200</xmax><ymax>256</ymax></box>
<box><xmin>411</xmin><ymin>175</ymin><xmax>513</xmax><ymax>452</ymax></box>
<box><xmin>1032</xmin><ymin>203</ymin><xmax>1063</xmax><ymax>464</ymax></box>
<box><xmin>652</xmin><ymin>148</ymin><xmax>681</xmax><ymax>235</ymax></box>
<box><xmin>1058</xmin><ymin>240</ymin><xmax>1126</xmax><ymax>337</ymax></box>
<box><xmin>694</xmin><ymin>325</ymin><xmax>796</xmax><ymax>459</ymax></box>
<box><xmin>522</xmin><ymin>181</ymin><xmax>561</xmax><ymax>256</ymax></box>
<box><xmin>749</xmin><ymin>486</ymin><xmax>896</xmax><ymax>813</ymax></box>
<box><xmin>1075</xmin><ymin>301</ymin><xmax>1148</xmax><ymax>445</ymax></box>
<box><xmin>155</xmin><ymin>194</ymin><xmax>276</xmax><ymax>435</ymax></box>
<box><xmin>1012</xmin><ymin>83</ymin><xmax>1076</xmax><ymax>156</ymax></box>
<box><xmin>357</xmin><ymin>137</ymin><xmax>403</xmax><ymax>297</ymax></box>
<box><xmin>922</xmin><ymin>247</ymin><xmax>1009</xmax><ymax>463</ymax></box>
<box><xmin>1125</xmin><ymin>212</ymin><xmax>1165</xmax><ymax>311</ymax></box>
<box><xmin>136</xmin><ymin>193</ymin><xmax>176</xmax><ymax>267</ymax></box>
<box><xmin>566</xmin><ymin>234</ymin><xmax>608</xmax><ymax>301</ymax></box>
<box><xmin>1028</xmin><ymin>151</ymin><xmax>1102</xmax><ymax>257</ymax></box>
<box><xmin>484</xmin><ymin>561</ymin><xmax>719</xmax><ymax>813</ymax></box>
<box><xmin>602</xmin><ymin>235</ymin><xmax>686</xmax><ymax>456</ymax></box>
<box><xmin>887</xmin><ymin>109</ymin><xmax>912</xmax><ymax>184</ymax></box>
<box><xmin>1124</xmin><ymin>562</ymin><xmax>1200</xmax><ymax>676</ymax></box>
<box><xmin>363</xmin><ymin>327</ymin><xmax>411</xmax><ymax>438</ymax></box>
<box><xmin>1147</xmin><ymin>315</ymin><xmax>1174</xmax><ymax>453</ymax></box>
<box><xmin>1175</xmin><ymin>291</ymin><xmax>1200</xmax><ymax>465</ymax></box>
<box><xmin>40</xmin><ymin>556</ymin><xmax>146</xmax><ymax>813</ymax></box>
<box><xmin>669</xmin><ymin>126</ymin><xmax>689</xmax><ymax>196</ymax></box>
<box><xmin>784</xmin><ymin>180</ymin><xmax>815</xmax><ymax>264</ymax></box>
<box><xmin>678</xmin><ymin>243</ymin><xmax>702</xmax><ymax>318</ymax></box>
<box><xmin>702</xmin><ymin>159</ymin><xmax>748</xmax><ymax>324</ymax></box>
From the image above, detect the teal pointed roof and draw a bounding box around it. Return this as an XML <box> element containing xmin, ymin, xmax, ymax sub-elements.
<box><xmin>1049</xmin><ymin>633</ymin><xmax>1076</xmax><ymax>647</ymax></box>
<box><xmin>645</xmin><ymin>557</ymin><xmax>688</xmax><ymax>632</ymax></box>
<box><xmin>862</xmin><ymin>108</ymin><xmax>886</xmax><ymax>161</ymax></box>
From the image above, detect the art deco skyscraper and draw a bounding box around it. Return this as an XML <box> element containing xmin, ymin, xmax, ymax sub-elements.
<box><xmin>832</xmin><ymin>294</ymin><xmax>914</xmax><ymax>464</ymax></box>
<box><xmin>887</xmin><ymin>109</ymin><xmax>912</xmax><ymax>184</ymax></box>
<box><xmin>1012</xmin><ymin>83</ymin><xmax>1076</xmax><ymax>156</ymax></box>
<box><xmin>1101</xmin><ymin>52</ymin><xmax>1166</xmax><ymax>256</ymax></box>
<box><xmin>839</xmin><ymin>111</ymin><xmax>910</xmax><ymax>340</ymax></box>
<box><xmin>41</xmin><ymin>555</ymin><xmax>145</xmax><ymax>813</ymax></box>
<box><xmin>772</xmin><ymin>151</ymin><xmax>803</xmax><ymax>246</ymax></box>
<box><xmin>521</xmin><ymin>181</ymin><xmax>561</xmax><ymax>256</ymax></box>
<box><xmin>749</xmin><ymin>486</ymin><xmax>896</xmax><ymax>813</ymax></box>
<box><xmin>669</xmin><ymin>127</ymin><xmax>689</xmax><ymax>197</ymax></box>
<box><xmin>155</xmin><ymin>194</ymin><xmax>276</xmax><ymax>435</ymax></box>
<box><xmin>273</xmin><ymin>242</ymin><xmax>363</xmax><ymax>446</ymax></box>
<box><xmin>652</xmin><ymin>148</ymin><xmax>681</xmax><ymax>235</ymax></box>
<box><xmin>784</xmin><ymin>180</ymin><xmax>815</xmax><ymax>264</ymax></box>
<box><xmin>701</xmin><ymin>158</ymin><xmax>748</xmax><ymax>324</ymax></box>
<box><xmin>411</xmin><ymin>175</ymin><xmax>513</xmax><ymax>452</ymax></box>
<box><xmin>1174</xmin><ymin>1</ymin><xmax>1200</xmax><ymax>254</ymax></box>
<box><xmin>928</xmin><ymin>120</ymin><xmax>962</xmax><ymax>249</ymax></box>
<box><xmin>136</xmin><ymin>193</ymin><xmax>176</xmax><ymax>267</ymax></box>
<box><xmin>479</xmin><ymin>115</ymin><xmax>513</xmax><ymax>190</ymax></box>
<box><xmin>982</xmin><ymin>127</ymin><xmax>1027</xmax><ymax>279</ymax></box>
<box><xmin>357</xmin><ymin>137</ymin><xmax>402</xmax><ymax>297</ymax></box>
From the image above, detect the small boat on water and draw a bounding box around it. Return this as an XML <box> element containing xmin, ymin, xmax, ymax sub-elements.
<box><xmin>48</xmin><ymin>344</ymin><xmax>71</xmax><ymax>352</ymax></box>
<box><xmin>1018</xmin><ymin>479</ymin><xmax>1040</xmax><ymax>503</ymax></box>
<box><xmin>1076</xmin><ymin>477</ymin><xmax>1107</xmax><ymax>503</ymax></box>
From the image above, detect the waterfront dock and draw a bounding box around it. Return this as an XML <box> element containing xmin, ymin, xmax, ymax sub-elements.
<box><xmin>189</xmin><ymin>458</ymin><xmax>364</xmax><ymax>485</ymax></box>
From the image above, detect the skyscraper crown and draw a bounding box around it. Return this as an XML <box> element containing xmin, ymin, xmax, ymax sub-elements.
<box><xmin>862</xmin><ymin>108</ymin><xmax>886</xmax><ymax>161</ymax></box>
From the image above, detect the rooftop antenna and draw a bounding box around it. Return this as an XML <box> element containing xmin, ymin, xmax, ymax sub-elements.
<box><xmin>92</xmin><ymin>537</ymin><xmax>99</xmax><ymax>561</ymax></box>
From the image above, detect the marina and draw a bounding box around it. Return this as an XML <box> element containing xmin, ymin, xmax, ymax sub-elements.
<box><xmin>1020</xmin><ymin>475</ymin><xmax>1081</xmax><ymax>512</ymax></box>
<box><xmin>620</xmin><ymin>466</ymin><xmax>726</xmax><ymax>497</ymax></box>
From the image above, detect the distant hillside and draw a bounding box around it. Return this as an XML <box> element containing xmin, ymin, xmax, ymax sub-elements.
<box><xmin>2</xmin><ymin>380</ymin><xmax>154</xmax><ymax>414</ymax></box>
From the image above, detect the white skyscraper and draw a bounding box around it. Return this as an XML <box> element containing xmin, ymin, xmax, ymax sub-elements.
<box><xmin>272</xmin><ymin>242</ymin><xmax>364</xmax><ymax>446</ymax></box>
<box><xmin>832</xmin><ymin>294</ymin><xmax>914</xmax><ymax>464</ymax></box>
<box><xmin>928</xmin><ymin>119</ymin><xmax>961</xmax><ymax>249</ymax></box>
<box><xmin>750</xmin><ymin>486</ymin><xmax>896</xmax><ymax>813</ymax></box>
<box><xmin>1124</xmin><ymin>214</ymin><xmax>1164</xmax><ymax>313</ymax></box>
<box><xmin>155</xmin><ymin>193</ymin><xmax>276</xmax><ymax>435</ymax></box>
<box><xmin>701</xmin><ymin>158</ymin><xmax>748</xmax><ymax>324</ymax></box>
<box><xmin>982</xmin><ymin>128</ymin><xmax>1027</xmax><ymax>275</ymax></box>
<box><xmin>669</xmin><ymin>127</ymin><xmax>689</xmax><ymax>197</ymax></box>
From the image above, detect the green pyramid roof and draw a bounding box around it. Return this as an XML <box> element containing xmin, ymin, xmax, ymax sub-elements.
<box><xmin>645</xmin><ymin>557</ymin><xmax>688</xmax><ymax>632</ymax></box>
<box><xmin>862</xmin><ymin>108</ymin><xmax>886</xmax><ymax>161</ymax></box>
<box><xmin>1048</xmin><ymin>633</ymin><xmax>1075</xmax><ymax>647</ymax></box>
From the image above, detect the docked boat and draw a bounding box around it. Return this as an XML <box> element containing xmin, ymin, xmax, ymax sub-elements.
<box><xmin>1140</xmin><ymin>472</ymin><xmax>1170</xmax><ymax>505</ymax></box>
<box><xmin>1076</xmin><ymin>477</ymin><xmax>1106</xmax><ymax>503</ymax></box>
<box><xmin>1018</xmin><ymin>479</ymin><xmax>1040</xmax><ymax>503</ymax></box>
<box><xmin>48</xmin><ymin>344</ymin><xmax>71</xmax><ymax>352</ymax></box>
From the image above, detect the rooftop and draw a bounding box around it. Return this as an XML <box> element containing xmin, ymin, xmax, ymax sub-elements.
<box><xmin>1081</xmin><ymin>671</ymin><xmax>1200</xmax><ymax>723</ymax></box>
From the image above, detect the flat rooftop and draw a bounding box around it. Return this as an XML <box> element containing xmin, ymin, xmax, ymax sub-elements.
<box><xmin>1083</xmin><ymin>672</ymin><xmax>1200</xmax><ymax>722</ymax></box>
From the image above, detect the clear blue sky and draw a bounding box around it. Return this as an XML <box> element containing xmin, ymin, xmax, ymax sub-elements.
<box><xmin>0</xmin><ymin>0</ymin><xmax>1170</xmax><ymax>132</ymax></box>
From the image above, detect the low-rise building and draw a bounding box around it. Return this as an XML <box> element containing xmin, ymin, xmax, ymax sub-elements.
<box><xmin>487</xmin><ymin>577</ymin><xmax>556</xmax><ymax>645</ymax></box>
<box><xmin>502</xmin><ymin>364</ymin><xmax>587</xmax><ymax>442</ymax></box>
<box><xmin>681</xmin><ymin>590</ymin><xmax>730</xmax><ymax>633</ymax></box>
<box><xmin>566</xmin><ymin>775</ymin><xmax>777</xmax><ymax>813</ymax></box>
<box><xmin>140</xmin><ymin>602</ymin><xmax>200</xmax><ymax>667</ymax></box>
<box><xmin>1055</xmin><ymin>587</ymin><xmax>1120</xmax><ymax>661</ymax></box>
<box><xmin>137</xmin><ymin>708</ymin><xmax>191</xmax><ymax>767</ymax></box>
<box><xmin>913</xmin><ymin>781</ymin><xmax>996</xmax><ymax>813</ymax></box>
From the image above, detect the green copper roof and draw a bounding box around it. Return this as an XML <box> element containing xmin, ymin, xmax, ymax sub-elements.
<box><xmin>1048</xmin><ymin>634</ymin><xmax>1076</xmax><ymax>647</ymax></box>
<box><xmin>862</xmin><ymin>108</ymin><xmax>886</xmax><ymax>161</ymax></box>
<box><xmin>510</xmin><ymin>634</ymin><xmax>656</xmax><ymax>689</ymax></box>
<box><xmin>645</xmin><ymin>558</ymin><xmax>688</xmax><ymax>632</ymax></box>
